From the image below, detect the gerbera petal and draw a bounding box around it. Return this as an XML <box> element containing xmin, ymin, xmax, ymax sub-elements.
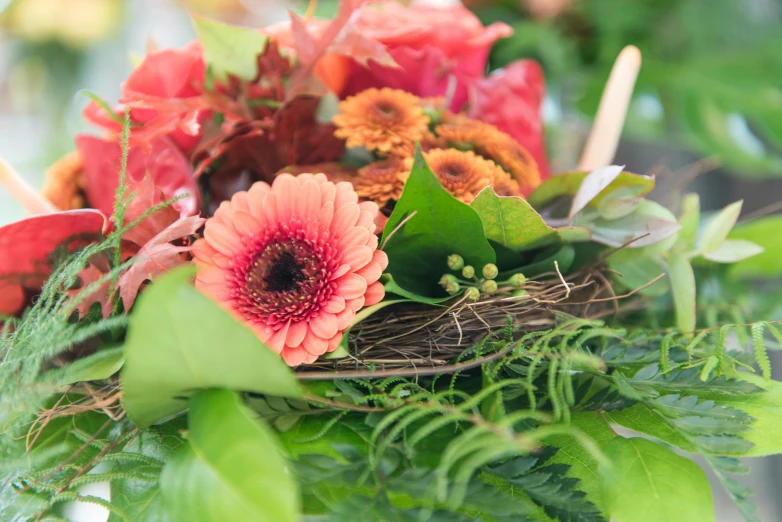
<box><xmin>336</xmin><ymin>307</ymin><xmax>354</xmax><ymax>330</ymax></box>
<box><xmin>364</xmin><ymin>281</ymin><xmax>385</xmax><ymax>306</ymax></box>
<box><xmin>334</xmin><ymin>182</ymin><xmax>359</xmax><ymax>208</ymax></box>
<box><xmin>330</xmin><ymin>203</ymin><xmax>360</xmax><ymax>236</ymax></box>
<box><xmin>356</xmin><ymin>210</ymin><xmax>376</xmax><ymax>232</ymax></box>
<box><xmin>356</xmin><ymin>261</ymin><xmax>383</xmax><ymax>283</ymax></box>
<box><xmin>330</xmin><ymin>264</ymin><xmax>351</xmax><ymax>280</ymax></box>
<box><xmin>231</xmin><ymin>190</ymin><xmax>250</xmax><ymax>213</ymax></box>
<box><xmin>267</xmin><ymin>321</ymin><xmax>290</xmax><ymax>351</ymax></box>
<box><xmin>319</xmin><ymin>181</ymin><xmax>336</xmax><ymax>207</ymax></box>
<box><xmin>302</xmin><ymin>330</ymin><xmax>329</xmax><ymax>356</ymax></box>
<box><xmin>281</xmin><ymin>346</ymin><xmax>309</xmax><ymax>366</ymax></box>
<box><xmin>347</xmin><ymin>296</ymin><xmax>365</xmax><ymax>312</ymax></box>
<box><xmin>323</xmin><ymin>294</ymin><xmax>346</xmax><ymax>313</ymax></box>
<box><xmin>262</xmin><ymin>192</ymin><xmax>279</xmax><ymax>224</ymax></box>
<box><xmin>365</xmin><ymin>233</ymin><xmax>379</xmax><ymax>250</ymax></box>
<box><xmin>232</xmin><ymin>210</ymin><xmax>261</xmax><ymax>236</ymax></box>
<box><xmin>309</xmin><ymin>312</ymin><xmax>339</xmax><ymax>339</ymax></box>
<box><xmin>373</xmin><ymin>250</ymin><xmax>389</xmax><ymax>271</ymax></box>
<box><xmin>341</xmin><ymin>245</ymin><xmax>373</xmax><ymax>270</ymax></box>
<box><xmin>337</xmin><ymin>273</ymin><xmax>368</xmax><ymax>300</ymax></box>
<box><xmin>298</xmin><ymin>180</ymin><xmax>322</xmax><ymax>219</ymax></box>
<box><xmin>337</xmin><ymin>226</ymin><xmax>370</xmax><ymax>251</ymax></box>
<box><xmin>327</xmin><ymin>334</ymin><xmax>343</xmax><ymax>352</ymax></box>
<box><xmin>317</xmin><ymin>201</ymin><xmax>334</xmax><ymax>229</ymax></box>
<box><xmin>286</xmin><ymin>320</ymin><xmax>308</xmax><ymax>348</ymax></box>
<box><xmin>204</xmin><ymin>222</ymin><xmax>242</xmax><ymax>255</ymax></box>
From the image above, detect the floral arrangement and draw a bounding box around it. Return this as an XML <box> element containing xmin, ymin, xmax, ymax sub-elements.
<box><xmin>2</xmin><ymin>2</ymin><xmax>781</xmax><ymax>522</ymax></box>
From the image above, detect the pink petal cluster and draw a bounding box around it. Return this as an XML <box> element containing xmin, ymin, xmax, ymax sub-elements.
<box><xmin>192</xmin><ymin>173</ymin><xmax>387</xmax><ymax>366</ymax></box>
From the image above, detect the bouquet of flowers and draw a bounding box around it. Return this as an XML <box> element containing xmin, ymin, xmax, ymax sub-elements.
<box><xmin>2</xmin><ymin>2</ymin><xmax>781</xmax><ymax>521</ymax></box>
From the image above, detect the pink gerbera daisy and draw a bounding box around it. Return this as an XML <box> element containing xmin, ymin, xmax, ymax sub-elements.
<box><xmin>192</xmin><ymin>173</ymin><xmax>388</xmax><ymax>366</ymax></box>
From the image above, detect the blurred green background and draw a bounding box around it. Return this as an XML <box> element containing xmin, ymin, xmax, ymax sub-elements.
<box><xmin>0</xmin><ymin>1</ymin><xmax>781</xmax><ymax>520</ymax></box>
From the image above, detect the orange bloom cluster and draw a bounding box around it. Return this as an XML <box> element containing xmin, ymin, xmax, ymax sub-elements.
<box><xmin>331</xmin><ymin>88</ymin><xmax>541</xmax><ymax>206</ymax></box>
<box><xmin>41</xmin><ymin>151</ymin><xmax>86</xmax><ymax>211</ymax></box>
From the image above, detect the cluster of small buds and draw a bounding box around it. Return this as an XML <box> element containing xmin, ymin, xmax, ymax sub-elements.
<box><xmin>439</xmin><ymin>254</ymin><xmax>529</xmax><ymax>300</ymax></box>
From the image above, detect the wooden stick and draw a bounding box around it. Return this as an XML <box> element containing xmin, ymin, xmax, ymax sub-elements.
<box><xmin>578</xmin><ymin>45</ymin><xmax>642</xmax><ymax>171</ymax></box>
<box><xmin>0</xmin><ymin>157</ymin><xmax>56</xmax><ymax>215</ymax></box>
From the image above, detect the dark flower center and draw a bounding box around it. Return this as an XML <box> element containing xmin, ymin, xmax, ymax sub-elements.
<box><xmin>263</xmin><ymin>251</ymin><xmax>305</xmax><ymax>293</ymax></box>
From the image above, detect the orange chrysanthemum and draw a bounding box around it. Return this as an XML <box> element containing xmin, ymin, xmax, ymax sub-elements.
<box><xmin>333</xmin><ymin>88</ymin><xmax>429</xmax><ymax>157</ymax></box>
<box><xmin>192</xmin><ymin>173</ymin><xmax>388</xmax><ymax>366</ymax></box>
<box><xmin>491</xmin><ymin>174</ymin><xmax>522</xmax><ymax>198</ymax></box>
<box><xmin>434</xmin><ymin>115</ymin><xmax>541</xmax><ymax>193</ymax></box>
<box><xmin>415</xmin><ymin>149</ymin><xmax>508</xmax><ymax>203</ymax></box>
<box><xmin>41</xmin><ymin>151</ymin><xmax>85</xmax><ymax>210</ymax></box>
<box><xmin>353</xmin><ymin>158</ymin><xmax>408</xmax><ymax>207</ymax></box>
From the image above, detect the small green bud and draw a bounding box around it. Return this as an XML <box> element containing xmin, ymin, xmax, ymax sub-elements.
<box><xmin>509</xmin><ymin>273</ymin><xmax>527</xmax><ymax>287</ymax></box>
<box><xmin>445</xmin><ymin>281</ymin><xmax>461</xmax><ymax>295</ymax></box>
<box><xmin>482</xmin><ymin>263</ymin><xmax>499</xmax><ymax>280</ymax></box>
<box><xmin>464</xmin><ymin>286</ymin><xmax>481</xmax><ymax>301</ymax></box>
<box><xmin>447</xmin><ymin>254</ymin><xmax>465</xmax><ymax>271</ymax></box>
<box><xmin>439</xmin><ymin>274</ymin><xmax>458</xmax><ymax>288</ymax></box>
<box><xmin>462</xmin><ymin>265</ymin><xmax>475</xmax><ymax>279</ymax></box>
<box><xmin>511</xmin><ymin>289</ymin><xmax>528</xmax><ymax>298</ymax></box>
<box><xmin>422</xmin><ymin>106</ymin><xmax>443</xmax><ymax>125</ymax></box>
<box><xmin>482</xmin><ymin>280</ymin><xmax>498</xmax><ymax>294</ymax></box>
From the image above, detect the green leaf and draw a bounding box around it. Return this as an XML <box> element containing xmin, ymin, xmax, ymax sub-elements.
<box><xmin>121</xmin><ymin>268</ymin><xmax>302</xmax><ymax>428</ymax></box>
<box><xmin>702</xmin><ymin>238</ymin><xmax>763</xmax><ymax>263</ymax></box>
<box><xmin>701</xmin><ymin>373</ymin><xmax>782</xmax><ymax>457</ymax></box>
<box><xmin>45</xmin><ymin>346</ymin><xmax>124</xmax><ymax>384</ymax></box>
<box><xmin>677</xmin><ymin>193</ymin><xmax>701</xmax><ymax>252</ymax></box>
<box><xmin>544</xmin><ymin>412</ymin><xmax>616</xmax><ymax>513</ymax></box>
<box><xmin>569</xmin><ymin>165</ymin><xmax>625</xmax><ymax>219</ymax></box>
<box><xmin>471</xmin><ymin>187</ymin><xmax>558</xmax><ymax>251</ymax></box>
<box><xmin>608</xmin><ymin>256</ymin><xmax>668</xmax><ymax>297</ymax></box>
<box><xmin>192</xmin><ymin>15</ymin><xmax>268</xmax><ymax>82</ymax></box>
<box><xmin>381</xmin><ymin>149</ymin><xmax>495</xmax><ymax>297</ymax></box>
<box><xmin>108</xmin><ymin>417</ymin><xmax>187</xmax><ymax>522</ymax></box>
<box><xmin>667</xmin><ymin>253</ymin><xmax>696</xmax><ymax>333</ymax></box>
<box><xmin>728</xmin><ymin>215</ymin><xmax>782</xmax><ymax>278</ymax></box>
<box><xmin>160</xmin><ymin>390</ymin><xmax>299</xmax><ymax>522</ymax></box>
<box><xmin>572</xmin><ymin>200</ymin><xmax>681</xmax><ymax>248</ymax></box>
<box><xmin>606</xmin><ymin>404</ymin><xmax>696</xmax><ymax>452</ymax></box>
<box><xmin>527</xmin><ymin>170</ymin><xmax>654</xmax><ymax>211</ymax></box>
<box><xmin>699</xmin><ymin>200</ymin><xmax>743</xmax><ymax>255</ymax></box>
<box><xmin>600</xmin><ymin>437</ymin><xmax>715</xmax><ymax>522</ymax></box>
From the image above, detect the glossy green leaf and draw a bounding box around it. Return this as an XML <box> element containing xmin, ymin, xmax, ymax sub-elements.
<box><xmin>667</xmin><ymin>252</ymin><xmax>696</xmax><ymax>333</ymax></box>
<box><xmin>160</xmin><ymin>390</ymin><xmax>299</xmax><ymax>522</ymax></box>
<box><xmin>46</xmin><ymin>346</ymin><xmax>124</xmax><ymax>385</ymax></box>
<box><xmin>192</xmin><ymin>15</ymin><xmax>268</xmax><ymax>82</ymax></box>
<box><xmin>700</xmin><ymin>200</ymin><xmax>743</xmax><ymax>255</ymax></box>
<box><xmin>471</xmin><ymin>187</ymin><xmax>558</xmax><ymax>251</ymax></box>
<box><xmin>597</xmin><ymin>186</ymin><xmax>644</xmax><ymax>220</ymax></box>
<box><xmin>702</xmin><ymin>239</ymin><xmax>763</xmax><ymax>263</ymax></box>
<box><xmin>121</xmin><ymin>268</ymin><xmax>302</xmax><ymax>428</ymax></box>
<box><xmin>544</xmin><ymin>412</ymin><xmax>616</xmax><ymax>512</ymax></box>
<box><xmin>569</xmin><ymin>165</ymin><xmax>625</xmax><ymax>219</ymax></box>
<box><xmin>608</xmin><ymin>256</ymin><xmax>668</xmax><ymax>297</ymax></box>
<box><xmin>728</xmin><ymin>215</ymin><xmax>782</xmax><ymax>278</ymax></box>
<box><xmin>527</xmin><ymin>170</ymin><xmax>654</xmax><ymax>211</ymax></box>
<box><xmin>381</xmin><ymin>149</ymin><xmax>495</xmax><ymax>297</ymax></box>
<box><xmin>600</xmin><ymin>437</ymin><xmax>715</xmax><ymax>522</ymax></box>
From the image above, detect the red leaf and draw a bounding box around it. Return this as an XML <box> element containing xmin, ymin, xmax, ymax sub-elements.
<box><xmin>68</xmin><ymin>264</ymin><xmax>113</xmax><ymax>319</ymax></box>
<box><xmin>468</xmin><ymin>60</ymin><xmax>550</xmax><ymax>179</ymax></box>
<box><xmin>118</xmin><ymin>215</ymin><xmax>205</xmax><ymax>311</ymax></box>
<box><xmin>0</xmin><ymin>210</ymin><xmax>106</xmax><ymax>316</ymax></box>
<box><xmin>286</xmin><ymin>0</ymin><xmax>396</xmax><ymax>99</ymax></box>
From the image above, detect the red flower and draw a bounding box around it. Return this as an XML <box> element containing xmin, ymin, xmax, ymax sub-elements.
<box><xmin>467</xmin><ymin>61</ymin><xmax>549</xmax><ymax>178</ymax></box>
<box><xmin>337</xmin><ymin>3</ymin><xmax>511</xmax><ymax>111</ymax></box>
<box><xmin>75</xmin><ymin>135</ymin><xmax>200</xmax><ymax>223</ymax></box>
<box><xmin>0</xmin><ymin>210</ymin><xmax>106</xmax><ymax>317</ymax></box>
<box><xmin>120</xmin><ymin>42</ymin><xmax>207</xmax><ymax>153</ymax></box>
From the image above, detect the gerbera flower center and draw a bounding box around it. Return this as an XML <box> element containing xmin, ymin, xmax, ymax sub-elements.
<box><xmin>232</xmin><ymin>230</ymin><xmax>339</xmax><ymax>326</ymax></box>
<box><xmin>251</xmin><ymin>249</ymin><xmax>306</xmax><ymax>293</ymax></box>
